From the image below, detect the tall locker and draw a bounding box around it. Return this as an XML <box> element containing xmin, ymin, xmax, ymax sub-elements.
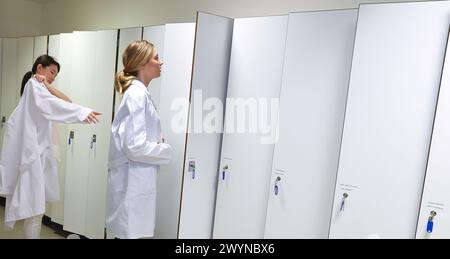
<box><xmin>416</xmin><ymin>30</ymin><xmax>450</xmax><ymax>239</ymax></box>
<box><xmin>47</xmin><ymin>33</ymin><xmax>74</xmax><ymax>225</ymax></box>
<box><xmin>213</xmin><ymin>15</ymin><xmax>288</xmax><ymax>239</ymax></box>
<box><xmin>155</xmin><ymin>23</ymin><xmax>196</xmax><ymax>239</ymax></box>
<box><xmin>264</xmin><ymin>10</ymin><xmax>357</xmax><ymax>239</ymax></box>
<box><xmin>329</xmin><ymin>2</ymin><xmax>450</xmax><ymax>239</ymax></box>
<box><xmin>84</xmin><ymin>30</ymin><xmax>117</xmax><ymax>238</ymax></box>
<box><xmin>178</xmin><ymin>12</ymin><xmax>234</xmax><ymax>239</ymax></box>
<box><xmin>63</xmin><ymin>30</ymin><xmax>117</xmax><ymax>239</ymax></box>
<box><xmin>114</xmin><ymin>27</ymin><xmax>142</xmax><ymax>116</ymax></box>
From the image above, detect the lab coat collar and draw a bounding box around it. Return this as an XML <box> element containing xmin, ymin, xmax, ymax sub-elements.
<box><xmin>132</xmin><ymin>80</ymin><xmax>150</xmax><ymax>96</ymax></box>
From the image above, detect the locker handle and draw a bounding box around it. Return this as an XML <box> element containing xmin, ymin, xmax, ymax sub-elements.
<box><xmin>427</xmin><ymin>211</ymin><xmax>437</xmax><ymax>233</ymax></box>
<box><xmin>90</xmin><ymin>134</ymin><xmax>97</xmax><ymax>150</ymax></box>
<box><xmin>274</xmin><ymin>177</ymin><xmax>281</xmax><ymax>196</ymax></box>
<box><xmin>68</xmin><ymin>131</ymin><xmax>75</xmax><ymax>145</ymax></box>
<box><xmin>340</xmin><ymin>193</ymin><xmax>349</xmax><ymax>212</ymax></box>
<box><xmin>189</xmin><ymin>161</ymin><xmax>196</xmax><ymax>180</ymax></box>
<box><xmin>221</xmin><ymin>165</ymin><xmax>229</xmax><ymax>181</ymax></box>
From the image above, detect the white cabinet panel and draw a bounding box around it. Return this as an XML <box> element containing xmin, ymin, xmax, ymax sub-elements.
<box><xmin>329</xmin><ymin>2</ymin><xmax>450</xmax><ymax>239</ymax></box>
<box><xmin>416</xmin><ymin>31</ymin><xmax>450</xmax><ymax>239</ymax></box>
<box><xmin>213</xmin><ymin>15</ymin><xmax>288</xmax><ymax>239</ymax></box>
<box><xmin>63</xmin><ymin>31</ymin><xmax>117</xmax><ymax>238</ymax></box>
<box><xmin>178</xmin><ymin>13</ymin><xmax>233</xmax><ymax>239</ymax></box>
<box><xmin>155</xmin><ymin>23</ymin><xmax>195</xmax><ymax>239</ymax></box>
<box><xmin>85</xmin><ymin>30</ymin><xmax>117</xmax><ymax>239</ymax></box>
<box><xmin>264</xmin><ymin>9</ymin><xmax>357</xmax><ymax>239</ymax></box>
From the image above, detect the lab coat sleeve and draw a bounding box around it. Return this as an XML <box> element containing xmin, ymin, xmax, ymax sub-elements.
<box><xmin>119</xmin><ymin>96</ymin><xmax>172</xmax><ymax>165</ymax></box>
<box><xmin>30</xmin><ymin>79</ymin><xmax>92</xmax><ymax>123</ymax></box>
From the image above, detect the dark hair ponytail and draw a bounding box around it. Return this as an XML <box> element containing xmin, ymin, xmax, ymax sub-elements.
<box><xmin>21</xmin><ymin>55</ymin><xmax>61</xmax><ymax>96</ymax></box>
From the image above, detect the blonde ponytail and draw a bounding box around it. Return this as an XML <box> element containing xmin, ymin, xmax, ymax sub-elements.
<box><xmin>115</xmin><ymin>70</ymin><xmax>136</xmax><ymax>94</ymax></box>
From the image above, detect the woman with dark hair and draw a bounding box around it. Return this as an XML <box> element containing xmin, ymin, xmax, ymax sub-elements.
<box><xmin>0</xmin><ymin>55</ymin><xmax>101</xmax><ymax>239</ymax></box>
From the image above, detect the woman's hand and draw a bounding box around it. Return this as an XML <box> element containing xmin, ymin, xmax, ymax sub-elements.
<box><xmin>34</xmin><ymin>74</ymin><xmax>49</xmax><ymax>87</ymax></box>
<box><xmin>84</xmin><ymin>111</ymin><xmax>102</xmax><ymax>124</ymax></box>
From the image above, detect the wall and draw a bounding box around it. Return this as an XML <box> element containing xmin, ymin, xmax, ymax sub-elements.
<box><xmin>0</xmin><ymin>0</ymin><xmax>43</xmax><ymax>37</ymax></box>
<box><xmin>0</xmin><ymin>0</ymin><xmax>436</xmax><ymax>37</ymax></box>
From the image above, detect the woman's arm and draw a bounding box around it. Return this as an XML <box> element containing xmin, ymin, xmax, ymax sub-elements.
<box><xmin>45</xmin><ymin>85</ymin><xmax>72</xmax><ymax>103</ymax></box>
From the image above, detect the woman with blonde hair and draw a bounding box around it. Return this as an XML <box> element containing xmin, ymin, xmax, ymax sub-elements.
<box><xmin>106</xmin><ymin>40</ymin><xmax>172</xmax><ymax>239</ymax></box>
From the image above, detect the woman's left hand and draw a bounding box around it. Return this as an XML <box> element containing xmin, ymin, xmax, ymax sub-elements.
<box><xmin>34</xmin><ymin>74</ymin><xmax>48</xmax><ymax>86</ymax></box>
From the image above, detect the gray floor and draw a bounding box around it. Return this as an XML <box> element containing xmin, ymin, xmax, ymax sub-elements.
<box><xmin>0</xmin><ymin>206</ymin><xmax>65</xmax><ymax>239</ymax></box>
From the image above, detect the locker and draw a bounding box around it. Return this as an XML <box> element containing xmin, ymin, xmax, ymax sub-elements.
<box><xmin>84</xmin><ymin>30</ymin><xmax>117</xmax><ymax>239</ymax></box>
<box><xmin>63</xmin><ymin>30</ymin><xmax>117</xmax><ymax>239</ymax></box>
<box><xmin>178</xmin><ymin>12</ymin><xmax>234</xmax><ymax>239</ymax></box>
<box><xmin>329</xmin><ymin>1</ymin><xmax>450</xmax><ymax>239</ymax></box>
<box><xmin>213</xmin><ymin>15</ymin><xmax>288</xmax><ymax>239</ymax></box>
<box><xmin>63</xmin><ymin>31</ymin><xmax>96</xmax><ymax>236</ymax></box>
<box><xmin>416</xmin><ymin>30</ymin><xmax>450</xmax><ymax>239</ymax></box>
<box><xmin>155</xmin><ymin>23</ymin><xmax>196</xmax><ymax>239</ymax></box>
<box><xmin>264</xmin><ymin>9</ymin><xmax>357</xmax><ymax>239</ymax></box>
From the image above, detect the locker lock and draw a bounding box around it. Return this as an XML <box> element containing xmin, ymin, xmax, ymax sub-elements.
<box><xmin>427</xmin><ymin>211</ymin><xmax>437</xmax><ymax>233</ymax></box>
<box><xmin>274</xmin><ymin>176</ymin><xmax>281</xmax><ymax>196</ymax></box>
<box><xmin>222</xmin><ymin>165</ymin><xmax>229</xmax><ymax>181</ymax></box>
<box><xmin>189</xmin><ymin>161</ymin><xmax>196</xmax><ymax>180</ymax></box>
<box><xmin>90</xmin><ymin>134</ymin><xmax>97</xmax><ymax>150</ymax></box>
<box><xmin>68</xmin><ymin>131</ymin><xmax>75</xmax><ymax>145</ymax></box>
<box><xmin>1</xmin><ymin>116</ymin><xmax>6</xmax><ymax>127</ymax></box>
<box><xmin>340</xmin><ymin>193</ymin><xmax>349</xmax><ymax>212</ymax></box>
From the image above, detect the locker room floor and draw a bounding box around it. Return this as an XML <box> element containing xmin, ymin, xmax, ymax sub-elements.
<box><xmin>0</xmin><ymin>205</ymin><xmax>65</xmax><ymax>239</ymax></box>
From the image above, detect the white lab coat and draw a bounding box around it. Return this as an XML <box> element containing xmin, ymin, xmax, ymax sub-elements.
<box><xmin>107</xmin><ymin>80</ymin><xmax>172</xmax><ymax>239</ymax></box>
<box><xmin>0</xmin><ymin>78</ymin><xmax>92</xmax><ymax>228</ymax></box>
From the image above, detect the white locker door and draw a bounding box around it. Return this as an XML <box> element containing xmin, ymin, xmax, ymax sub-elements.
<box><xmin>178</xmin><ymin>13</ymin><xmax>234</xmax><ymax>239</ymax></box>
<box><xmin>155</xmin><ymin>23</ymin><xmax>196</xmax><ymax>239</ymax></box>
<box><xmin>143</xmin><ymin>26</ymin><xmax>165</xmax><ymax>110</ymax></box>
<box><xmin>48</xmin><ymin>34</ymin><xmax>74</xmax><ymax>225</ymax></box>
<box><xmin>329</xmin><ymin>2</ymin><xmax>450</xmax><ymax>239</ymax></box>
<box><xmin>416</xmin><ymin>31</ymin><xmax>450</xmax><ymax>239</ymax></box>
<box><xmin>114</xmin><ymin>27</ymin><xmax>142</xmax><ymax>116</ymax></box>
<box><xmin>264</xmin><ymin>10</ymin><xmax>357</xmax><ymax>239</ymax></box>
<box><xmin>213</xmin><ymin>16</ymin><xmax>288</xmax><ymax>239</ymax></box>
<box><xmin>84</xmin><ymin>30</ymin><xmax>117</xmax><ymax>239</ymax></box>
<box><xmin>0</xmin><ymin>39</ymin><xmax>18</xmax><ymax>158</ymax></box>
<box><xmin>33</xmin><ymin>36</ymin><xmax>48</xmax><ymax>60</ymax></box>
<box><xmin>63</xmin><ymin>31</ymin><xmax>96</xmax><ymax>236</ymax></box>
